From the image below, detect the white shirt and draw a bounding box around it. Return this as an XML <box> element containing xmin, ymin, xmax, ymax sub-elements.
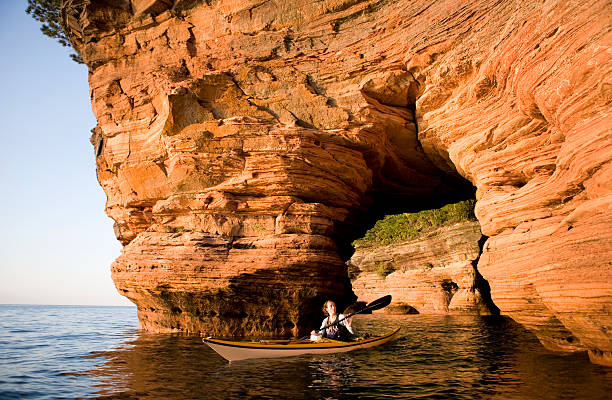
<box><xmin>319</xmin><ymin>313</ymin><xmax>354</xmax><ymax>338</ymax></box>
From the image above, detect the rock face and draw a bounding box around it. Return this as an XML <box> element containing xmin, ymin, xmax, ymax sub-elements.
<box><xmin>350</xmin><ymin>221</ymin><xmax>496</xmax><ymax>315</ymax></box>
<box><xmin>61</xmin><ymin>0</ymin><xmax>611</xmax><ymax>363</ymax></box>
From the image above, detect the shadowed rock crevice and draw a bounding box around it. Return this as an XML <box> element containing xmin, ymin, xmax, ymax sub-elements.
<box><xmin>472</xmin><ymin>235</ymin><xmax>500</xmax><ymax>315</ymax></box>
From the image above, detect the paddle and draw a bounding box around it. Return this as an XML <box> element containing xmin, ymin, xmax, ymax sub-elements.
<box><xmin>317</xmin><ymin>295</ymin><xmax>392</xmax><ymax>333</ymax></box>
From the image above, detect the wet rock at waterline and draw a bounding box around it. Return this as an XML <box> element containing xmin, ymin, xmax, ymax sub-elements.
<box><xmin>61</xmin><ymin>0</ymin><xmax>612</xmax><ymax>364</ymax></box>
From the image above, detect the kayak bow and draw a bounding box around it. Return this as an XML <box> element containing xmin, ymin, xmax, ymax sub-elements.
<box><xmin>203</xmin><ymin>327</ymin><xmax>400</xmax><ymax>362</ymax></box>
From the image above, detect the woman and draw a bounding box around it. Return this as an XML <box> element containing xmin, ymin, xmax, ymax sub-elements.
<box><xmin>311</xmin><ymin>300</ymin><xmax>355</xmax><ymax>341</ymax></box>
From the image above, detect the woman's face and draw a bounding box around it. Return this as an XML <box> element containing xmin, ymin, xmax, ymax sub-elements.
<box><xmin>326</xmin><ymin>302</ymin><xmax>336</xmax><ymax>316</ymax></box>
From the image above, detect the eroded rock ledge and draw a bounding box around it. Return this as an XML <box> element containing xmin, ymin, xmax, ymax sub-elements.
<box><xmin>61</xmin><ymin>0</ymin><xmax>611</xmax><ymax>364</ymax></box>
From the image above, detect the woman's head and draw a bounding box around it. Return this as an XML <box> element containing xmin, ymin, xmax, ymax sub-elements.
<box><xmin>322</xmin><ymin>300</ymin><xmax>337</xmax><ymax>316</ymax></box>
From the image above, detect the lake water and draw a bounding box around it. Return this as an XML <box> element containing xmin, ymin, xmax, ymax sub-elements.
<box><xmin>0</xmin><ymin>305</ymin><xmax>610</xmax><ymax>399</ymax></box>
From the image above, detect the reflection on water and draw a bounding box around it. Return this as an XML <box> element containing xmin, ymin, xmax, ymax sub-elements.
<box><xmin>0</xmin><ymin>306</ymin><xmax>609</xmax><ymax>399</ymax></box>
<box><xmin>86</xmin><ymin>315</ymin><xmax>612</xmax><ymax>399</ymax></box>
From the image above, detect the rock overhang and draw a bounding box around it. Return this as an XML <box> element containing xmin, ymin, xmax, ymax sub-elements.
<box><xmin>61</xmin><ymin>0</ymin><xmax>612</xmax><ymax>364</ymax></box>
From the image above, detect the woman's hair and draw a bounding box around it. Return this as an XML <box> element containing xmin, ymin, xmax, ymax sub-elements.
<box><xmin>322</xmin><ymin>300</ymin><xmax>335</xmax><ymax>316</ymax></box>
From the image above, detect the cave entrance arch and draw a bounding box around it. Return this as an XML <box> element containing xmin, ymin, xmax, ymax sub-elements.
<box><xmin>338</xmin><ymin>72</ymin><xmax>498</xmax><ymax>316</ymax></box>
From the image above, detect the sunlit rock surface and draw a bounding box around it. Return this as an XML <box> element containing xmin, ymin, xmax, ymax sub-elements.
<box><xmin>61</xmin><ymin>0</ymin><xmax>611</xmax><ymax>363</ymax></box>
<box><xmin>350</xmin><ymin>221</ymin><xmax>496</xmax><ymax>315</ymax></box>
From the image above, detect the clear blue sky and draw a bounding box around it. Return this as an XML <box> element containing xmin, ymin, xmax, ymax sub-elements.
<box><xmin>0</xmin><ymin>1</ymin><xmax>131</xmax><ymax>306</ymax></box>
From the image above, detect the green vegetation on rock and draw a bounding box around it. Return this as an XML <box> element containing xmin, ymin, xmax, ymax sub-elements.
<box><xmin>164</xmin><ymin>226</ymin><xmax>189</xmax><ymax>233</ymax></box>
<box><xmin>376</xmin><ymin>262</ymin><xmax>396</xmax><ymax>279</ymax></box>
<box><xmin>354</xmin><ymin>199</ymin><xmax>476</xmax><ymax>246</ymax></box>
<box><xmin>26</xmin><ymin>0</ymin><xmax>83</xmax><ymax>63</ymax></box>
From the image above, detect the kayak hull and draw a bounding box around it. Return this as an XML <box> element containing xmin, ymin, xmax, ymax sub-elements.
<box><xmin>203</xmin><ymin>328</ymin><xmax>400</xmax><ymax>361</ymax></box>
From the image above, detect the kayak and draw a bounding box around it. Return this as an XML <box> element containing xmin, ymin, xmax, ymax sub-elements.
<box><xmin>203</xmin><ymin>327</ymin><xmax>400</xmax><ymax>361</ymax></box>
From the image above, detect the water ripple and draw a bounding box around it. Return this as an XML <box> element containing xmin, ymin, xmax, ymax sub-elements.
<box><xmin>1</xmin><ymin>306</ymin><xmax>611</xmax><ymax>399</ymax></box>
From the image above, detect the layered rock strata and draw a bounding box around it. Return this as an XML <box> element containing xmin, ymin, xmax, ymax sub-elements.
<box><xmin>350</xmin><ymin>221</ymin><xmax>496</xmax><ymax>315</ymax></box>
<box><xmin>61</xmin><ymin>0</ymin><xmax>611</xmax><ymax>364</ymax></box>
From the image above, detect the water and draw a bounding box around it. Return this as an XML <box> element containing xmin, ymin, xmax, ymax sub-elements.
<box><xmin>1</xmin><ymin>305</ymin><xmax>610</xmax><ymax>399</ymax></box>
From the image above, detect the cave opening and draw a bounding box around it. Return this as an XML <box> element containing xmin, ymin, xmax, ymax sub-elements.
<box><xmin>338</xmin><ymin>132</ymin><xmax>477</xmax><ymax>261</ymax></box>
<box><xmin>336</xmin><ymin>70</ymin><xmax>479</xmax><ymax>261</ymax></box>
<box><xmin>340</xmin><ymin>75</ymin><xmax>500</xmax><ymax>316</ymax></box>
<box><xmin>344</xmin><ymin>167</ymin><xmax>499</xmax><ymax>315</ymax></box>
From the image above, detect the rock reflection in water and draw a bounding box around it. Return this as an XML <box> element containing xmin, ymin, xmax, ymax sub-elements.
<box><xmin>85</xmin><ymin>315</ymin><xmax>612</xmax><ymax>399</ymax></box>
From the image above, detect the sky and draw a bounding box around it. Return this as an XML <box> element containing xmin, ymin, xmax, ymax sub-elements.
<box><xmin>0</xmin><ymin>2</ymin><xmax>131</xmax><ymax>306</ymax></box>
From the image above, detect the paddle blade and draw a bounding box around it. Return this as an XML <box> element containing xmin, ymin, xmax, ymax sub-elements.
<box><xmin>365</xmin><ymin>295</ymin><xmax>392</xmax><ymax>312</ymax></box>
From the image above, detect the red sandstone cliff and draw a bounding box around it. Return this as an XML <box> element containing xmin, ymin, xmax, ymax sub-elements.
<box><xmin>61</xmin><ymin>0</ymin><xmax>611</xmax><ymax>364</ymax></box>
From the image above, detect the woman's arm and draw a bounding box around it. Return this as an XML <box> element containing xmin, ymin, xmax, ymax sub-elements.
<box><xmin>312</xmin><ymin>317</ymin><xmax>329</xmax><ymax>336</ymax></box>
<box><xmin>339</xmin><ymin>314</ymin><xmax>355</xmax><ymax>334</ymax></box>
